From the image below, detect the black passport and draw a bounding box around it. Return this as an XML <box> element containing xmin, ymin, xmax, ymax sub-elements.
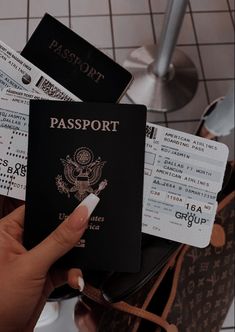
<box><xmin>21</xmin><ymin>14</ymin><xmax>132</xmax><ymax>103</ymax></box>
<box><xmin>24</xmin><ymin>100</ymin><xmax>146</xmax><ymax>272</ymax></box>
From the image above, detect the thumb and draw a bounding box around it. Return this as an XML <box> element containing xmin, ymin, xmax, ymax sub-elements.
<box><xmin>27</xmin><ymin>194</ymin><xmax>99</xmax><ymax>271</ymax></box>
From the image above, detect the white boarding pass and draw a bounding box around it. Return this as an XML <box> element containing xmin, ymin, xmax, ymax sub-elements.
<box><xmin>143</xmin><ymin>123</ymin><xmax>229</xmax><ymax>248</ymax></box>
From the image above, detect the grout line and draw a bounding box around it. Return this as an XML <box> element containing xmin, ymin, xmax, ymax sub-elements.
<box><xmin>188</xmin><ymin>9</ymin><xmax>232</xmax><ymax>13</ymax></box>
<box><xmin>151</xmin><ymin>9</ymin><xmax>232</xmax><ymax>14</ymax></box>
<box><xmin>112</xmin><ymin>42</ymin><xmax>234</xmax><ymax>48</ymax></box>
<box><xmin>148</xmin><ymin>0</ymin><xmax>157</xmax><ymax>44</ymax></box>
<box><xmin>69</xmin><ymin>10</ymin><xmax>234</xmax><ymax>16</ymax></box>
<box><xmin>187</xmin><ymin>9</ymin><xmax>232</xmax><ymax>14</ymax></box>
<box><xmin>125</xmin><ymin>93</ymin><xmax>136</xmax><ymax>104</ymax></box>
<box><xmin>167</xmin><ymin>119</ymin><xmax>201</xmax><ymax>123</ymax></box>
<box><xmin>0</xmin><ymin>15</ymin><xmax>111</xmax><ymax>21</ymax></box>
<box><xmin>26</xmin><ymin>0</ymin><xmax>30</xmax><ymax>42</ymax></box>
<box><xmin>68</xmin><ymin>0</ymin><xmax>72</xmax><ymax>28</ymax></box>
<box><xmin>188</xmin><ymin>42</ymin><xmax>234</xmax><ymax>46</ymax></box>
<box><xmin>108</xmin><ymin>0</ymin><xmax>116</xmax><ymax>61</ymax></box>
<box><xmin>0</xmin><ymin>9</ymin><xmax>234</xmax><ymax>21</ymax></box>
<box><xmin>102</xmin><ymin>45</ymin><xmax>235</xmax><ymax>51</ymax></box>
<box><xmin>227</xmin><ymin>0</ymin><xmax>235</xmax><ymax>28</ymax></box>
<box><xmin>152</xmin><ymin>122</ymin><xmax>168</xmax><ymax>125</ymax></box>
<box><xmin>201</xmin><ymin>78</ymin><xmax>235</xmax><ymax>82</ymax></box>
<box><xmin>188</xmin><ymin>2</ymin><xmax>210</xmax><ymax>104</ymax></box>
<box><xmin>0</xmin><ymin>17</ymin><xmax>29</xmax><ymax>21</ymax></box>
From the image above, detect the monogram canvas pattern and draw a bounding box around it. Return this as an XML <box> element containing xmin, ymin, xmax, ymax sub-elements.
<box><xmin>168</xmin><ymin>195</ymin><xmax>235</xmax><ymax>332</ymax></box>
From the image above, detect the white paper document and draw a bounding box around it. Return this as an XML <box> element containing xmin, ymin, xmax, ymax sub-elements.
<box><xmin>143</xmin><ymin>123</ymin><xmax>228</xmax><ymax>248</ymax></box>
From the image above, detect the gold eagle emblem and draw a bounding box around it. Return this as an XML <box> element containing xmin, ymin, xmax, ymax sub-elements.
<box><xmin>55</xmin><ymin>147</ymin><xmax>108</xmax><ymax>201</ymax></box>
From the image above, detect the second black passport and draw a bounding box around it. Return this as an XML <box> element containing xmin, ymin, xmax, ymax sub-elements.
<box><xmin>21</xmin><ymin>14</ymin><xmax>132</xmax><ymax>103</ymax></box>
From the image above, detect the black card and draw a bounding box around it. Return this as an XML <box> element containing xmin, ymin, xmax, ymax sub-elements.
<box><xmin>21</xmin><ymin>14</ymin><xmax>132</xmax><ymax>103</ymax></box>
<box><xmin>24</xmin><ymin>100</ymin><xmax>146</xmax><ymax>272</ymax></box>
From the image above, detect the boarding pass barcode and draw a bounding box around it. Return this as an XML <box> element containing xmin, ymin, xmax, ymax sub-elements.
<box><xmin>36</xmin><ymin>76</ymin><xmax>74</xmax><ymax>101</ymax></box>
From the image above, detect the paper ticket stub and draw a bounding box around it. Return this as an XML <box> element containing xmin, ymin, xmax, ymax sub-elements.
<box><xmin>0</xmin><ymin>40</ymin><xmax>79</xmax><ymax>101</ymax></box>
<box><xmin>143</xmin><ymin>123</ymin><xmax>229</xmax><ymax>248</ymax></box>
<box><xmin>0</xmin><ymin>89</ymin><xmax>56</xmax><ymax>200</ymax></box>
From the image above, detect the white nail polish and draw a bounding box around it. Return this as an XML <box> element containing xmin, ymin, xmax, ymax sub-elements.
<box><xmin>76</xmin><ymin>193</ymin><xmax>100</xmax><ymax>218</ymax></box>
<box><xmin>78</xmin><ymin>276</ymin><xmax>85</xmax><ymax>292</ymax></box>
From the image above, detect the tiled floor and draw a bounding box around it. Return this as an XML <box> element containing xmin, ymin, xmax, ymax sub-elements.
<box><xmin>0</xmin><ymin>0</ymin><xmax>234</xmax><ymax>331</ymax></box>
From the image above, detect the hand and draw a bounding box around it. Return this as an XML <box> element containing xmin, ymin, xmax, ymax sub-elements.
<box><xmin>0</xmin><ymin>194</ymin><xmax>99</xmax><ymax>332</ymax></box>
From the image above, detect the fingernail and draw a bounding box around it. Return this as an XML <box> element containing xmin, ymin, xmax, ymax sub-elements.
<box><xmin>70</xmin><ymin>194</ymin><xmax>100</xmax><ymax>230</ymax></box>
<box><xmin>78</xmin><ymin>276</ymin><xmax>85</xmax><ymax>292</ymax></box>
<box><xmin>76</xmin><ymin>193</ymin><xmax>100</xmax><ymax>218</ymax></box>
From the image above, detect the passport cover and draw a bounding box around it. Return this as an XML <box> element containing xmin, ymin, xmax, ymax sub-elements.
<box><xmin>24</xmin><ymin>100</ymin><xmax>146</xmax><ymax>272</ymax></box>
<box><xmin>21</xmin><ymin>14</ymin><xmax>133</xmax><ymax>103</ymax></box>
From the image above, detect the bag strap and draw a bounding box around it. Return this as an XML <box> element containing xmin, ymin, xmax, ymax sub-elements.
<box><xmin>140</xmin><ymin>245</ymin><xmax>183</xmax><ymax>311</ymax></box>
<box><xmin>217</xmin><ymin>190</ymin><xmax>234</xmax><ymax>213</ymax></box>
<box><xmin>84</xmin><ymin>245</ymin><xmax>184</xmax><ymax>332</ymax></box>
<box><xmin>210</xmin><ymin>191</ymin><xmax>235</xmax><ymax>247</ymax></box>
<box><xmin>131</xmin><ymin>245</ymin><xmax>185</xmax><ymax>332</ymax></box>
<box><xmin>84</xmin><ymin>284</ymin><xmax>178</xmax><ymax>332</ymax></box>
<box><xmin>161</xmin><ymin>245</ymin><xmax>189</xmax><ymax>319</ymax></box>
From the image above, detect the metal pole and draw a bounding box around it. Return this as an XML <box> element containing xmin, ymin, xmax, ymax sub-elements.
<box><xmin>123</xmin><ymin>0</ymin><xmax>198</xmax><ymax>112</ymax></box>
<box><xmin>153</xmin><ymin>0</ymin><xmax>188</xmax><ymax>77</ymax></box>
